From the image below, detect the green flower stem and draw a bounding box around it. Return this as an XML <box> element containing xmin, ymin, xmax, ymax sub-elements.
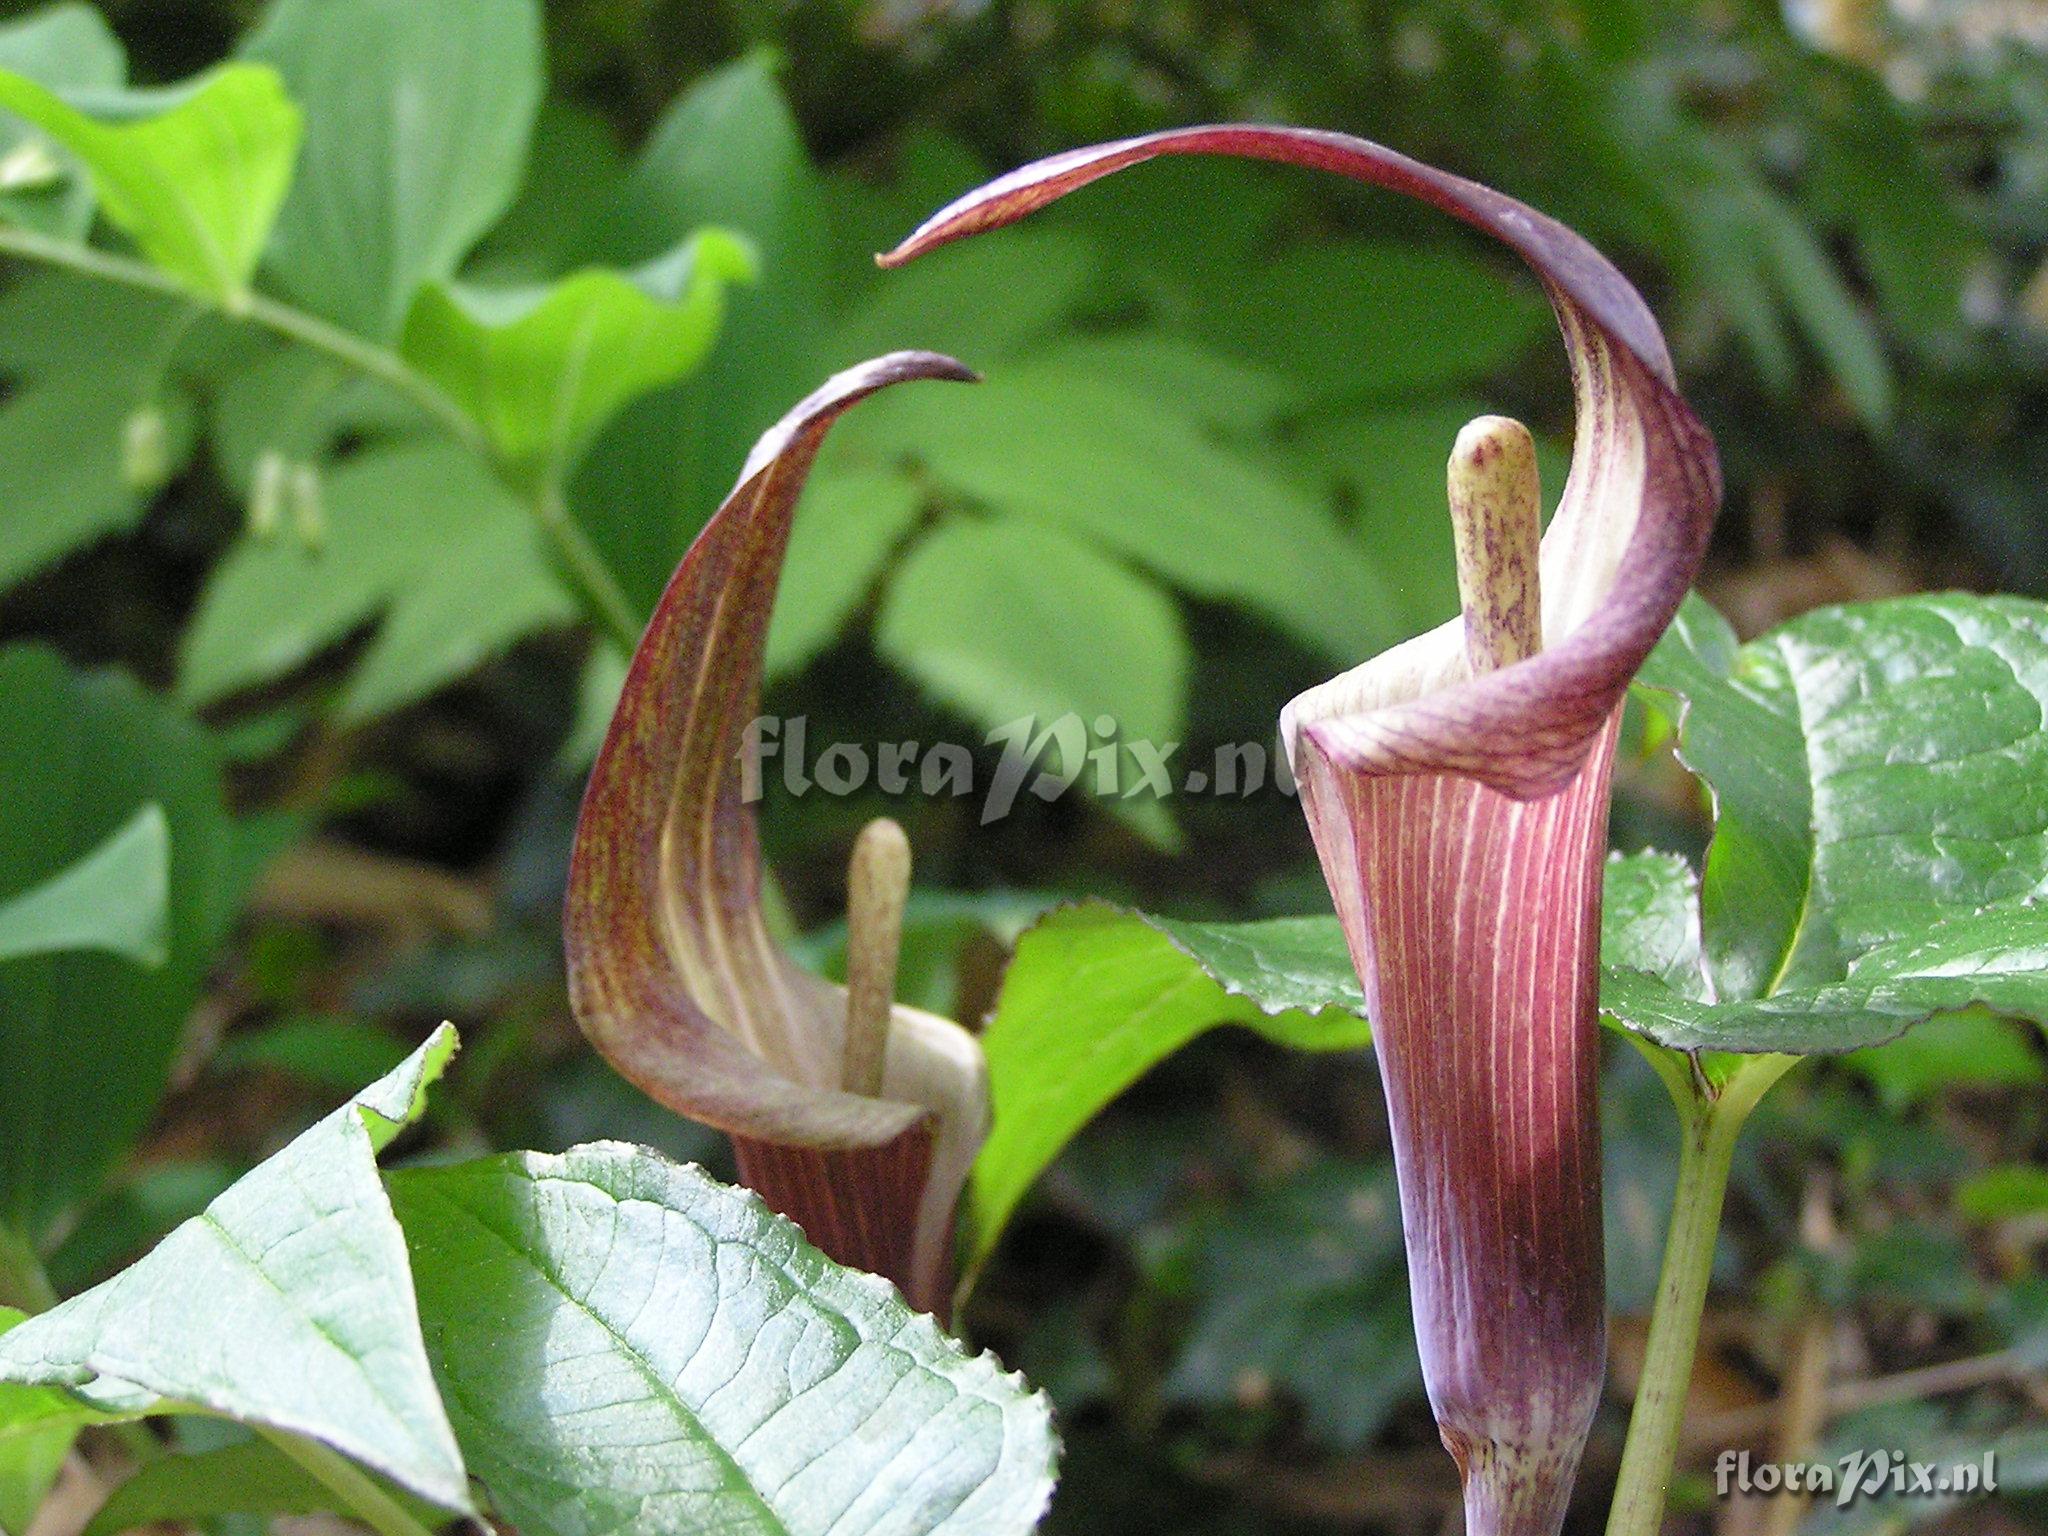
<box><xmin>1606</xmin><ymin>1049</ymin><xmax>1799</xmax><ymax>1536</ymax></box>
<box><xmin>259</xmin><ymin>1427</ymin><xmax>442</xmax><ymax>1536</ymax></box>
<box><xmin>0</xmin><ymin>223</ymin><xmax>645</xmax><ymax>654</ymax></box>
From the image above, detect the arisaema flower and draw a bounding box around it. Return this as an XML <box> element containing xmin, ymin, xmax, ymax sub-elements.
<box><xmin>882</xmin><ymin>129</ymin><xmax>1720</xmax><ymax>1535</ymax></box>
<box><xmin>564</xmin><ymin>351</ymin><xmax>986</xmax><ymax>1318</ymax></box>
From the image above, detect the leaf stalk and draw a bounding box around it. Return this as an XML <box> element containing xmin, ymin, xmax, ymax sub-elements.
<box><xmin>258</xmin><ymin>1427</ymin><xmax>443</xmax><ymax>1536</ymax></box>
<box><xmin>1605</xmin><ymin>1050</ymin><xmax>1799</xmax><ymax>1536</ymax></box>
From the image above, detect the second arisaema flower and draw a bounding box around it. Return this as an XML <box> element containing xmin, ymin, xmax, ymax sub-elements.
<box><xmin>884</xmin><ymin>129</ymin><xmax>1720</xmax><ymax>1536</ymax></box>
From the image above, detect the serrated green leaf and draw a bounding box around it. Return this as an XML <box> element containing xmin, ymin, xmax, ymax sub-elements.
<box><xmin>0</xmin><ymin>3</ymin><xmax>124</xmax><ymax>240</ymax></box>
<box><xmin>1640</xmin><ymin>593</ymin><xmax>2048</xmax><ymax>1006</ymax></box>
<box><xmin>876</xmin><ymin>516</ymin><xmax>1188</xmax><ymax>848</ymax></box>
<box><xmin>388</xmin><ymin>1141</ymin><xmax>1058</xmax><ymax>1536</ymax></box>
<box><xmin>245</xmin><ymin>0</ymin><xmax>542</xmax><ymax>339</ymax></box>
<box><xmin>852</xmin><ymin>360</ymin><xmax>1398</xmax><ymax>662</ymax></box>
<box><xmin>1600</xmin><ymin>850</ymin><xmax>1710</xmax><ymax>1002</ymax></box>
<box><xmin>80</xmin><ymin>1435</ymin><xmax>444</xmax><ymax>1536</ymax></box>
<box><xmin>0</xmin><ymin>802</ymin><xmax>165</xmax><ymax>967</ymax></box>
<box><xmin>971</xmin><ymin>902</ymin><xmax>1370</xmax><ymax>1273</ymax></box>
<box><xmin>0</xmin><ymin>1027</ymin><xmax>472</xmax><ymax>1513</ymax></box>
<box><xmin>180</xmin><ymin>441</ymin><xmax>576</xmax><ymax>720</ymax></box>
<box><xmin>401</xmin><ymin>230</ymin><xmax>755</xmax><ymax>491</ymax></box>
<box><xmin>765</xmin><ymin>467</ymin><xmax>926</xmax><ymax>680</ymax></box>
<box><xmin>0</xmin><ymin>648</ymin><xmax>244</xmax><ymax>1243</ymax></box>
<box><xmin>0</xmin><ymin>63</ymin><xmax>299</xmax><ymax>298</ymax></box>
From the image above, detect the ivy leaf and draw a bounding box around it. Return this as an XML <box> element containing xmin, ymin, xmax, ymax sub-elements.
<box><xmin>179</xmin><ymin>441</ymin><xmax>576</xmax><ymax>721</ymax></box>
<box><xmin>388</xmin><ymin>1141</ymin><xmax>1058</xmax><ymax>1536</ymax></box>
<box><xmin>0</xmin><ymin>63</ymin><xmax>300</xmax><ymax>299</ymax></box>
<box><xmin>970</xmin><ymin>902</ymin><xmax>1370</xmax><ymax>1274</ymax></box>
<box><xmin>0</xmin><ymin>1027</ymin><xmax>473</xmax><ymax>1513</ymax></box>
<box><xmin>0</xmin><ymin>648</ymin><xmax>246</xmax><ymax>1244</ymax></box>
<box><xmin>0</xmin><ymin>3</ymin><xmax>125</xmax><ymax>240</ymax></box>
<box><xmin>0</xmin><ymin>801</ymin><xmax>166</xmax><ymax>967</ymax></box>
<box><xmin>245</xmin><ymin>0</ymin><xmax>543</xmax><ymax>339</ymax></box>
<box><xmin>400</xmin><ymin>230</ymin><xmax>756</xmax><ymax>492</ymax></box>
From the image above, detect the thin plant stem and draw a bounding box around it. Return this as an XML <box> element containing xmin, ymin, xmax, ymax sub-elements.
<box><xmin>0</xmin><ymin>223</ymin><xmax>647</xmax><ymax>652</ymax></box>
<box><xmin>534</xmin><ymin>484</ymin><xmax>643</xmax><ymax>654</ymax></box>
<box><xmin>259</xmin><ymin>1428</ymin><xmax>442</xmax><ymax>1536</ymax></box>
<box><xmin>1605</xmin><ymin>1050</ymin><xmax>1798</xmax><ymax>1536</ymax></box>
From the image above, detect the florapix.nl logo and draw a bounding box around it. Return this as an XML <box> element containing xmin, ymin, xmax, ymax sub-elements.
<box><xmin>1715</xmin><ymin>1448</ymin><xmax>2000</xmax><ymax>1507</ymax></box>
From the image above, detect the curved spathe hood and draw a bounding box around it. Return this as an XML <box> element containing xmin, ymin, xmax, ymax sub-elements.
<box><xmin>883</xmin><ymin>125</ymin><xmax>1720</xmax><ymax>795</ymax></box>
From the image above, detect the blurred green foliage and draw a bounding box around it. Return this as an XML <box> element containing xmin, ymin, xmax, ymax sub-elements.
<box><xmin>0</xmin><ymin>0</ymin><xmax>2043</xmax><ymax>1531</ymax></box>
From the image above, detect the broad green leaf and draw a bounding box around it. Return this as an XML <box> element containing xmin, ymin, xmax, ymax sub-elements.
<box><xmin>1184</xmin><ymin>240</ymin><xmax>1551</xmax><ymax>405</ymax></box>
<box><xmin>0</xmin><ymin>802</ymin><xmax>165</xmax><ymax>966</ymax></box>
<box><xmin>45</xmin><ymin>1162</ymin><xmax>237</xmax><ymax>1299</ymax></box>
<box><xmin>0</xmin><ymin>63</ymin><xmax>300</xmax><ymax>298</ymax></box>
<box><xmin>1290</xmin><ymin>397</ymin><xmax>1570</xmax><ymax>636</ymax></box>
<box><xmin>0</xmin><ymin>3</ymin><xmax>124</xmax><ymax>239</ymax></box>
<box><xmin>1600</xmin><ymin>909</ymin><xmax>2048</xmax><ymax>1055</ymax></box>
<box><xmin>970</xmin><ymin>902</ymin><xmax>1369</xmax><ymax>1272</ymax></box>
<box><xmin>1162</xmin><ymin>1162</ymin><xmax>1417</xmax><ymax>1448</ymax></box>
<box><xmin>471</xmin><ymin>99</ymin><xmax>628</xmax><ymax>283</ymax></box>
<box><xmin>0</xmin><ymin>1027</ymin><xmax>472</xmax><ymax>1513</ymax></box>
<box><xmin>851</xmin><ymin>359</ymin><xmax>1399</xmax><ymax>662</ymax></box>
<box><xmin>1957</xmin><ymin>1166</ymin><xmax>2048</xmax><ymax>1221</ymax></box>
<box><xmin>0</xmin><ymin>383</ymin><xmax>196</xmax><ymax>594</ymax></box>
<box><xmin>388</xmin><ymin>1141</ymin><xmax>1058</xmax><ymax>1536</ymax></box>
<box><xmin>572</xmin><ymin>55</ymin><xmax>833</xmax><ymax>614</ymax></box>
<box><xmin>826</xmin><ymin>229</ymin><xmax>1093</xmax><ymax>369</ymax></box>
<box><xmin>875</xmin><ymin>516</ymin><xmax>1188</xmax><ymax>848</ymax></box>
<box><xmin>1840</xmin><ymin>1009</ymin><xmax>2046</xmax><ymax>1110</ymax></box>
<box><xmin>765</xmin><ymin>467</ymin><xmax>926</xmax><ymax>680</ymax></box>
<box><xmin>400</xmin><ymin>229</ymin><xmax>756</xmax><ymax>491</ymax></box>
<box><xmin>207</xmin><ymin>344</ymin><xmax>422</xmax><ymax>499</ymax></box>
<box><xmin>180</xmin><ymin>441</ymin><xmax>576</xmax><ymax>720</ymax></box>
<box><xmin>0</xmin><ymin>1304</ymin><xmax>125</xmax><ymax>1534</ymax></box>
<box><xmin>245</xmin><ymin>0</ymin><xmax>542</xmax><ymax>339</ymax></box>
<box><xmin>0</xmin><ymin>648</ymin><xmax>243</xmax><ymax>1243</ymax></box>
<box><xmin>1026</xmin><ymin>332</ymin><xmax>1301</xmax><ymax>437</ymax></box>
<box><xmin>81</xmin><ymin>1436</ymin><xmax>444</xmax><ymax>1536</ymax></box>
<box><xmin>1640</xmin><ymin>593</ymin><xmax>2048</xmax><ymax>1003</ymax></box>
<box><xmin>1599</xmin><ymin>850</ymin><xmax>1710</xmax><ymax>1001</ymax></box>
<box><xmin>214</xmin><ymin>1013</ymin><xmax>414</xmax><ymax>1094</ymax></box>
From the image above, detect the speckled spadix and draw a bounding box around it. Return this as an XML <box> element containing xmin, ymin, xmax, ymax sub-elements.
<box><xmin>564</xmin><ymin>352</ymin><xmax>985</xmax><ymax>1317</ymax></box>
<box><xmin>883</xmin><ymin>128</ymin><xmax>1720</xmax><ymax>1533</ymax></box>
